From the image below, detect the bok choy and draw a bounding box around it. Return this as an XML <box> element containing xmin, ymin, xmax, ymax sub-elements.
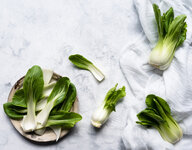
<box><xmin>91</xmin><ymin>84</ymin><xmax>126</xmax><ymax>128</ymax></box>
<box><xmin>3</xmin><ymin>81</ymin><xmax>57</xmax><ymax>120</ymax></box>
<box><xmin>149</xmin><ymin>4</ymin><xmax>187</xmax><ymax>70</ymax></box>
<box><xmin>3</xmin><ymin>65</ymin><xmax>82</xmax><ymax>139</ymax></box>
<box><xmin>136</xmin><ymin>94</ymin><xmax>183</xmax><ymax>143</ymax></box>
<box><xmin>3</xmin><ymin>102</ymin><xmax>26</xmax><ymax>119</ymax></box>
<box><xmin>69</xmin><ymin>54</ymin><xmax>105</xmax><ymax>82</ymax></box>
<box><xmin>35</xmin><ymin>111</ymin><xmax>82</xmax><ymax>130</ymax></box>
<box><xmin>50</xmin><ymin>83</ymin><xmax>77</xmax><ymax>140</ymax></box>
<box><xmin>36</xmin><ymin>77</ymin><xmax>70</xmax><ymax>126</ymax></box>
<box><xmin>21</xmin><ymin>65</ymin><xmax>44</xmax><ymax>132</ymax></box>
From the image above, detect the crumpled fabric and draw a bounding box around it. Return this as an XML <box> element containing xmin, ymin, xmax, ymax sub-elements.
<box><xmin>120</xmin><ymin>0</ymin><xmax>192</xmax><ymax>149</ymax></box>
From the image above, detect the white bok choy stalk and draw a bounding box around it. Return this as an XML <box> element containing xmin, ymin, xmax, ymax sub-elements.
<box><xmin>149</xmin><ymin>4</ymin><xmax>187</xmax><ymax>70</ymax></box>
<box><xmin>69</xmin><ymin>54</ymin><xmax>105</xmax><ymax>82</ymax></box>
<box><xmin>35</xmin><ymin>69</ymin><xmax>54</xmax><ymax>135</ymax></box>
<box><xmin>21</xmin><ymin>65</ymin><xmax>44</xmax><ymax>132</ymax></box>
<box><xmin>42</xmin><ymin>69</ymin><xmax>53</xmax><ymax>85</ymax></box>
<box><xmin>38</xmin><ymin>69</ymin><xmax>55</xmax><ymax>108</ymax></box>
<box><xmin>91</xmin><ymin>84</ymin><xmax>126</xmax><ymax>128</ymax></box>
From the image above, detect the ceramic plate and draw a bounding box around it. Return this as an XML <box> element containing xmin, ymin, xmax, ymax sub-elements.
<box><xmin>7</xmin><ymin>72</ymin><xmax>79</xmax><ymax>142</ymax></box>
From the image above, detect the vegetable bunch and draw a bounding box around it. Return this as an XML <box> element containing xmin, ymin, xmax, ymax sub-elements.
<box><xmin>3</xmin><ymin>4</ymin><xmax>188</xmax><ymax>143</ymax></box>
<box><xmin>3</xmin><ymin>65</ymin><xmax>82</xmax><ymax>140</ymax></box>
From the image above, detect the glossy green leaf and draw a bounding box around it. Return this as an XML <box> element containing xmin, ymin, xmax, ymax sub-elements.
<box><xmin>69</xmin><ymin>54</ymin><xmax>105</xmax><ymax>81</ymax></box>
<box><xmin>46</xmin><ymin>111</ymin><xmax>82</xmax><ymax>128</ymax></box>
<box><xmin>36</xmin><ymin>77</ymin><xmax>70</xmax><ymax>126</ymax></box>
<box><xmin>104</xmin><ymin>84</ymin><xmax>126</xmax><ymax>111</ymax></box>
<box><xmin>3</xmin><ymin>102</ymin><xmax>25</xmax><ymax>119</ymax></box>
<box><xmin>162</xmin><ymin>7</ymin><xmax>174</xmax><ymax>35</ymax></box>
<box><xmin>12</xmin><ymin>89</ymin><xmax>26</xmax><ymax>108</ymax></box>
<box><xmin>21</xmin><ymin>65</ymin><xmax>44</xmax><ymax>132</ymax></box>
<box><xmin>61</xmin><ymin>83</ymin><xmax>77</xmax><ymax>112</ymax></box>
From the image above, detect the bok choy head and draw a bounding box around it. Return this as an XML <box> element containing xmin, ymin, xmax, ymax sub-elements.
<box><xmin>136</xmin><ymin>94</ymin><xmax>183</xmax><ymax>144</ymax></box>
<box><xmin>21</xmin><ymin>65</ymin><xmax>44</xmax><ymax>132</ymax></box>
<box><xmin>91</xmin><ymin>84</ymin><xmax>126</xmax><ymax>128</ymax></box>
<box><xmin>149</xmin><ymin>4</ymin><xmax>187</xmax><ymax>70</ymax></box>
<box><xmin>69</xmin><ymin>54</ymin><xmax>105</xmax><ymax>82</ymax></box>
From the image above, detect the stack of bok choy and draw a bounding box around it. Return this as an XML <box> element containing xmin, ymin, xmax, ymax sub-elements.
<box><xmin>3</xmin><ymin>65</ymin><xmax>82</xmax><ymax>141</ymax></box>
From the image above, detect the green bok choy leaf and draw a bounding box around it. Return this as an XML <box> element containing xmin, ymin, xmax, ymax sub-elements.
<box><xmin>69</xmin><ymin>54</ymin><xmax>105</xmax><ymax>82</ymax></box>
<box><xmin>3</xmin><ymin>102</ymin><xmax>26</xmax><ymax>119</ymax></box>
<box><xmin>3</xmin><ymin>81</ymin><xmax>57</xmax><ymax>120</ymax></box>
<box><xmin>36</xmin><ymin>77</ymin><xmax>70</xmax><ymax>127</ymax></box>
<box><xmin>50</xmin><ymin>83</ymin><xmax>77</xmax><ymax>141</ymax></box>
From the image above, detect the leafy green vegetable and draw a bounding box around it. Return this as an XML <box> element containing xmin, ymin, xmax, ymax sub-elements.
<box><xmin>69</xmin><ymin>54</ymin><xmax>105</xmax><ymax>82</ymax></box>
<box><xmin>3</xmin><ymin>102</ymin><xmax>26</xmax><ymax>119</ymax></box>
<box><xmin>50</xmin><ymin>83</ymin><xmax>77</xmax><ymax>113</ymax></box>
<box><xmin>136</xmin><ymin>94</ymin><xmax>183</xmax><ymax>143</ymax></box>
<box><xmin>50</xmin><ymin>83</ymin><xmax>77</xmax><ymax>140</ymax></box>
<box><xmin>36</xmin><ymin>111</ymin><xmax>81</xmax><ymax>136</ymax></box>
<box><xmin>3</xmin><ymin>65</ymin><xmax>82</xmax><ymax>137</ymax></box>
<box><xmin>91</xmin><ymin>84</ymin><xmax>126</xmax><ymax>128</ymax></box>
<box><xmin>21</xmin><ymin>65</ymin><xmax>44</xmax><ymax>132</ymax></box>
<box><xmin>149</xmin><ymin>4</ymin><xmax>187</xmax><ymax>70</ymax></box>
<box><xmin>36</xmin><ymin>77</ymin><xmax>70</xmax><ymax>126</ymax></box>
<box><xmin>12</xmin><ymin>89</ymin><xmax>26</xmax><ymax>108</ymax></box>
<box><xmin>46</xmin><ymin>111</ymin><xmax>82</xmax><ymax>128</ymax></box>
<box><xmin>3</xmin><ymin>82</ymin><xmax>56</xmax><ymax>122</ymax></box>
<box><xmin>61</xmin><ymin>83</ymin><xmax>77</xmax><ymax>111</ymax></box>
<box><xmin>35</xmin><ymin>83</ymin><xmax>76</xmax><ymax>137</ymax></box>
<box><xmin>10</xmin><ymin>82</ymin><xmax>56</xmax><ymax>111</ymax></box>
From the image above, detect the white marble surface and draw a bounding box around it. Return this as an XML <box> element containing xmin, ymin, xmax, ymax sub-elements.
<box><xmin>0</xmin><ymin>0</ymin><xmax>141</xmax><ymax>150</ymax></box>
